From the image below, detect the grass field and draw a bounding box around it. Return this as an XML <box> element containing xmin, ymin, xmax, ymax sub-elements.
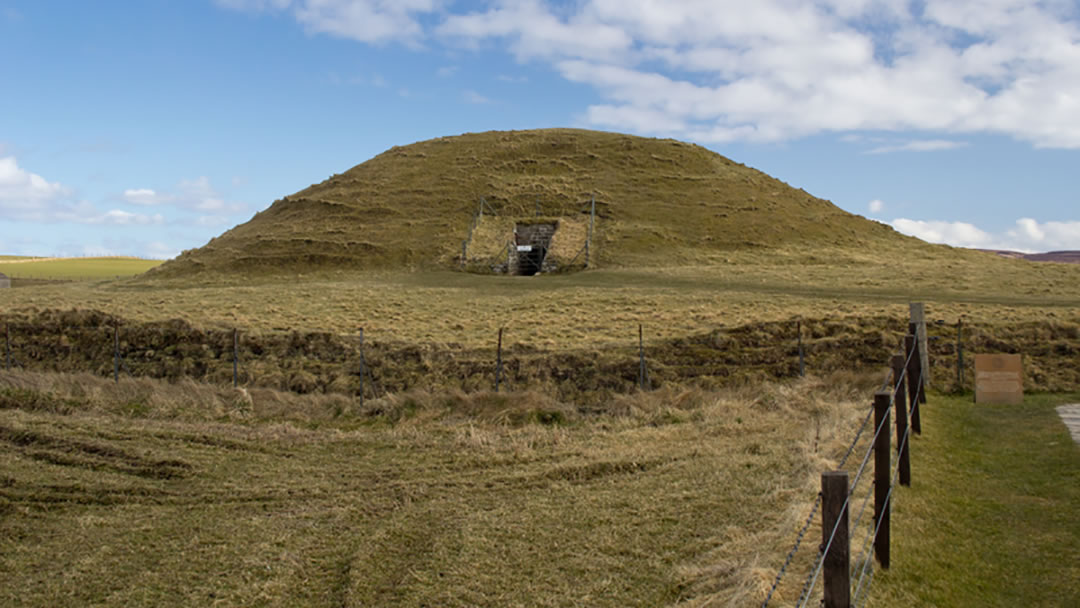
<box><xmin>0</xmin><ymin>256</ymin><xmax>162</xmax><ymax>280</ymax></box>
<box><xmin>0</xmin><ymin>369</ymin><xmax>879</xmax><ymax>607</ymax></box>
<box><xmin>4</xmin><ymin>248</ymin><xmax>1079</xmax><ymax>350</ymax></box>
<box><xmin>2</xmin><ymin>258</ymin><xmax>1078</xmax><ymax>605</ymax></box>
<box><xmin>868</xmin><ymin>392</ymin><xmax>1080</xmax><ymax>606</ymax></box>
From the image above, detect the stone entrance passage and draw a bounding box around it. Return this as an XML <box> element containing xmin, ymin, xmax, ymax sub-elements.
<box><xmin>513</xmin><ymin>222</ymin><xmax>557</xmax><ymax>275</ymax></box>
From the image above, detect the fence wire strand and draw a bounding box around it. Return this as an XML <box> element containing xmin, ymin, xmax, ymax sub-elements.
<box><xmin>852</xmin><ymin>401</ymin><xmax>915</xmax><ymax>604</ymax></box>
<box><xmin>764</xmin><ymin>337</ymin><xmax>915</xmax><ymax>608</ymax></box>
<box><xmin>853</xmin><ymin>561</ymin><xmax>878</xmax><ymax>608</ymax></box>
<box><xmin>848</xmin><ymin>396</ymin><xmax>894</xmax><ymax>499</ymax></box>
<box><xmin>838</xmin><ymin>405</ymin><xmax>874</xmax><ymax>471</ymax></box>
<box><xmin>759</xmin><ymin>492</ymin><xmax>823</xmax><ymax>608</ymax></box>
<box><xmin>847</xmin><ymin>478</ymin><xmax>877</xmax><ymax>577</ymax></box>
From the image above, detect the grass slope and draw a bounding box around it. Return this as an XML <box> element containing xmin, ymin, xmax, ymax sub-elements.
<box><xmin>868</xmin><ymin>393</ymin><xmax>1080</xmax><ymax>606</ymax></box>
<box><xmin>149</xmin><ymin>128</ymin><xmax>932</xmax><ymax>277</ymax></box>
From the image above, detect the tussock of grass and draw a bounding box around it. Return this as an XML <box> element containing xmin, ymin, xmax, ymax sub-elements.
<box><xmin>1</xmin><ymin>369</ymin><xmax>879</xmax><ymax>607</ymax></box>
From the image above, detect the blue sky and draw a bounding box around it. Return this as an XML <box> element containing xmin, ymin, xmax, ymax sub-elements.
<box><xmin>2</xmin><ymin>0</ymin><xmax>1079</xmax><ymax>259</ymax></box>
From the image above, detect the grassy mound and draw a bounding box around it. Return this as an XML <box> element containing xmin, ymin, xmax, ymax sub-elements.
<box><xmin>148</xmin><ymin>128</ymin><xmax>929</xmax><ymax>277</ymax></box>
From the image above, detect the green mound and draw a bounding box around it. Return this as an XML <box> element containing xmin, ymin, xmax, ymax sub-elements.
<box><xmin>151</xmin><ymin>128</ymin><xmax>924</xmax><ymax>277</ymax></box>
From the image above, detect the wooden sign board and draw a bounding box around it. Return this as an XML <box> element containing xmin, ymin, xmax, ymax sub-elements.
<box><xmin>974</xmin><ymin>354</ymin><xmax>1024</xmax><ymax>404</ymax></box>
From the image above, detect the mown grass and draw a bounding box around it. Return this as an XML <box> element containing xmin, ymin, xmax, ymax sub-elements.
<box><xmin>0</xmin><ymin>256</ymin><xmax>162</xmax><ymax>280</ymax></box>
<box><xmin>0</xmin><ymin>369</ymin><xmax>879</xmax><ymax>607</ymax></box>
<box><xmin>867</xmin><ymin>392</ymin><xmax>1080</xmax><ymax>606</ymax></box>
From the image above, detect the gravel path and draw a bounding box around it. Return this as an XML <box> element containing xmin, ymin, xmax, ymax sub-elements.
<box><xmin>1056</xmin><ymin>404</ymin><xmax>1080</xmax><ymax>445</ymax></box>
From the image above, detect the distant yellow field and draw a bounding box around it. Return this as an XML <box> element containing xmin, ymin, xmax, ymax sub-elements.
<box><xmin>0</xmin><ymin>256</ymin><xmax>162</xmax><ymax>280</ymax></box>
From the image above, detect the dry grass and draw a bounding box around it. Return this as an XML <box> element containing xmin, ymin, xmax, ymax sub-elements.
<box><xmin>6</xmin><ymin>248</ymin><xmax>1079</xmax><ymax>352</ymax></box>
<box><xmin>1</xmin><ymin>368</ymin><xmax>878</xmax><ymax>607</ymax></box>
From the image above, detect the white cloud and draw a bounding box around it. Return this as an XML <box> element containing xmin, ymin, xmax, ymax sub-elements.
<box><xmin>0</xmin><ymin>158</ymin><xmax>172</xmax><ymax>227</ymax></box>
<box><xmin>217</xmin><ymin>0</ymin><xmax>440</xmax><ymax>45</ymax></box>
<box><xmin>892</xmin><ymin>217</ymin><xmax>1080</xmax><ymax>252</ymax></box>
<box><xmin>145</xmin><ymin>241</ymin><xmax>181</xmax><ymax>260</ymax></box>
<box><xmin>124</xmin><ymin>176</ymin><xmax>247</xmax><ymax>214</ymax></box>
<box><xmin>868</xmin><ymin>199</ymin><xmax>885</xmax><ymax>213</ymax></box>
<box><xmin>867</xmin><ymin>140</ymin><xmax>970</xmax><ymax>154</ymax></box>
<box><xmin>122</xmin><ymin>188</ymin><xmax>172</xmax><ymax>206</ymax></box>
<box><xmin>218</xmin><ymin>0</ymin><xmax>1080</xmax><ymax>148</ymax></box>
<box><xmin>177</xmin><ymin>176</ymin><xmax>228</xmax><ymax>212</ymax></box>
<box><xmin>892</xmin><ymin>218</ymin><xmax>995</xmax><ymax>248</ymax></box>
<box><xmin>440</xmin><ymin>1</ymin><xmax>632</xmax><ymax>62</ymax></box>
<box><xmin>436</xmin><ymin>65</ymin><xmax>458</xmax><ymax>78</ymax></box>
<box><xmin>0</xmin><ymin>156</ymin><xmax>72</xmax><ymax>217</ymax></box>
<box><xmin>94</xmin><ymin>210</ymin><xmax>165</xmax><ymax>226</ymax></box>
<box><xmin>462</xmin><ymin>89</ymin><xmax>492</xmax><ymax>104</ymax></box>
<box><xmin>301</xmin><ymin>0</ymin><xmax>440</xmax><ymax>46</ymax></box>
<box><xmin>1005</xmin><ymin>218</ymin><xmax>1080</xmax><ymax>251</ymax></box>
<box><xmin>213</xmin><ymin>0</ymin><xmax>292</xmax><ymax>12</ymax></box>
<box><xmin>55</xmin><ymin>206</ymin><xmax>165</xmax><ymax>226</ymax></box>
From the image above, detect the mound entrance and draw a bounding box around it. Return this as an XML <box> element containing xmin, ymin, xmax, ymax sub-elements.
<box><xmin>513</xmin><ymin>222</ymin><xmax>556</xmax><ymax>275</ymax></box>
<box><xmin>460</xmin><ymin>199</ymin><xmax>594</xmax><ymax>275</ymax></box>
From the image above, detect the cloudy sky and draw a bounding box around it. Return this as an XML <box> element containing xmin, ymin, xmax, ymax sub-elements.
<box><xmin>2</xmin><ymin>0</ymin><xmax>1079</xmax><ymax>258</ymax></box>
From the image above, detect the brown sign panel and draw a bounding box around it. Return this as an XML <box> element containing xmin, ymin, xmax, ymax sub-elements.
<box><xmin>974</xmin><ymin>354</ymin><xmax>1024</xmax><ymax>404</ymax></box>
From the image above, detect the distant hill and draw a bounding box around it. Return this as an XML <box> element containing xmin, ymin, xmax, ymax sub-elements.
<box><xmin>978</xmin><ymin>250</ymin><xmax>1080</xmax><ymax>264</ymax></box>
<box><xmin>149</xmin><ymin>128</ymin><xmax>942</xmax><ymax>277</ymax></box>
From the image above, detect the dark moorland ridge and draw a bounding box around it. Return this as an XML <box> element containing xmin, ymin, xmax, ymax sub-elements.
<box><xmin>978</xmin><ymin>250</ymin><xmax>1080</xmax><ymax>264</ymax></box>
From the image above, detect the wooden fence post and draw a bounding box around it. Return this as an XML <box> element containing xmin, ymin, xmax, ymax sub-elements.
<box><xmin>585</xmin><ymin>195</ymin><xmax>595</xmax><ymax>267</ymax></box>
<box><xmin>357</xmin><ymin>328</ymin><xmax>364</xmax><ymax>408</ymax></box>
<box><xmin>638</xmin><ymin>324</ymin><xmax>647</xmax><ymax>390</ymax></box>
<box><xmin>905</xmin><ymin>331</ymin><xmax>923</xmax><ymax>435</ymax></box>
<box><xmin>113</xmin><ymin>323</ymin><xmax>120</xmax><ymax>384</ymax></box>
<box><xmin>797</xmin><ymin>320</ymin><xmax>805</xmax><ymax>377</ymax></box>
<box><xmin>956</xmin><ymin>318</ymin><xmax>964</xmax><ymax>389</ymax></box>
<box><xmin>909</xmin><ymin>303</ymin><xmax>930</xmax><ymax>390</ymax></box>
<box><xmin>233</xmin><ymin>328</ymin><xmax>239</xmax><ymax>388</ymax></box>
<box><xmin>873</xmin><ymin>391</ymin><xmax>891</xmax><ymax>569</ymax></box>
<box><xmin>822</xmin><ymin>471</ymin><xmax>851</xmax><ymax>608</ymax></box>
<box><xmin>890</xmin><ymin>355</ymin><xmax>911</xmax><ymax>487</ymax></box>
<box><xmin>495</xmin><ymin>327</ymin><xmax>503</xmax><ymax>392</ymax></box>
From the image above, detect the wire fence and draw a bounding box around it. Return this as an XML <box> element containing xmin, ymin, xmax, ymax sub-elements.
<box><xmin>761</xmin><ymin>318</ymin><xmax>928</xmax><ymax>608</ymax></box>
<box><xmin>0</xmin><ymin>311</ymin><xmax>918</xmax><ymax>406</ymax></box>
<box><xmin>1</xmin><ymin>303</ymin><xmax>1038</xmax><ymax>603</ymax></box>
